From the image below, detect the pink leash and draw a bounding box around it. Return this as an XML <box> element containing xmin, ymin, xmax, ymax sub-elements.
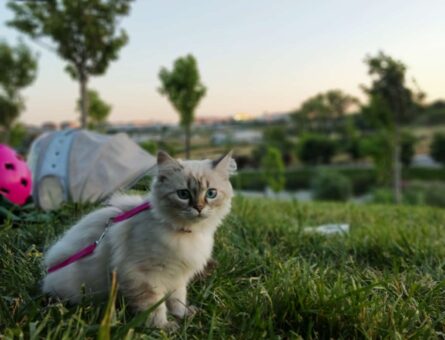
<box><xmin>47</xmin><ymin>202</ymin><xmax>152</xmax><ymax>273</ymax></box>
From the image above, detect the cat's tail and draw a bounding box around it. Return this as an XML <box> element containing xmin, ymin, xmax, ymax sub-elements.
<box><xmin>44</xmin><ymin>193</ymin><xmax>146</xmax><ymax>269</ymax></box>
<box><xmin>43</xmin><ymin>205</ymin><xmax>119</xmax><ymax>268</ymax></box>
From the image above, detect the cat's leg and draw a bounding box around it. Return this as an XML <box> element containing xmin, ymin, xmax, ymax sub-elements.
<box><xmin>122</xmin><ymin>278</ymin><xmax>177</xmax><ymax>330</ymax></box>
<box><xmin>167</xmin><ymin>285</ymin><xmax>198</xmax><ymax>319</ymax></box>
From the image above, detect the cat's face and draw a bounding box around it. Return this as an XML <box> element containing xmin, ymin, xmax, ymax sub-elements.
<box><xmin>152</xmin><ymin>151</ymin><xmax>236</xmax><ymax>226</ymax></box>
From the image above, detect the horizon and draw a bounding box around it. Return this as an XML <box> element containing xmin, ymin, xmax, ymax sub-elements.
<box><xmin>1</xmin><ymin>0</ymin><xmax>444</xmax><ymax>126</ymax></box>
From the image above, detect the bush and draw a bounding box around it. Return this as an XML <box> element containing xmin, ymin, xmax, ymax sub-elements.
<box><xmin>311</xmin><ymin>170</ymin><xmax>352</xmax><ymax>201</ymax></box>
<box><xmin>297</xmin><ymin>134</ymin><xmax>337</xmax><ymax>165</ymax></box>
<box><xmin>139</xmin><ymin>140</ymin><xmax>158</xmax><ymax>154</ymax></box>
<box><xmin>372</xmin><ymin>181</ymin><xmax>445</xmax><ymax>208</ymax></box>
<box><xmin>261</xmin><ymin>147</ymin><xmax>285</xmax><ymax>193</ymax></box>
<box><xmin>430</xmin><ymin>132</ymin><xmax>445</xmax><ymax>166</ymax></box>
<box><xmin>371</xmin><ymin>188</ymin><xmax>394</xmax><ymax>204</ymax></box>
<box><xmin>231</xmin><ymin>167</ymin><xmax>445</xmax><ymax>194</ymax></box>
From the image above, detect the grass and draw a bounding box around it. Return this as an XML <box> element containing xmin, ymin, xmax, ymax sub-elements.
<box><xmin>1</xmin><ymin>197</ymin><xmax>445</xmax><ymax>338</ymax></box>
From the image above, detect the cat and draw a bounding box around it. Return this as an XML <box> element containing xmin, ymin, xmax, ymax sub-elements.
<box><xmin>42</xmin><ymin>150</ymin><xmax>236</xmax><ymax>330</ymax></box>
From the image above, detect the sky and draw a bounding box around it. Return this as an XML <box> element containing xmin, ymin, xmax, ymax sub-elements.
<box><xmin>1</xmin><ymin>0</ymin><xmax>444</xmax><ymax>126</ymax></box>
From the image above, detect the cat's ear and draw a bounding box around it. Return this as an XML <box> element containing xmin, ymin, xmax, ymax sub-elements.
<box><xmin>212</xmin><ymin>150</ymin><xmax>237</xmax><ymax>178</ymax></box>
<box><xmin>157</xmin><ymin>151</ymin><xmax>182</xmax><ymax>170</ymax></box>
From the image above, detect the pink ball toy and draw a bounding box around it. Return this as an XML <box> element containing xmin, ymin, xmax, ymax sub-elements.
<box><xmin>0</xmin><ymin>144</ymin><xmax>32</xmax><ymax>206</ymax></box>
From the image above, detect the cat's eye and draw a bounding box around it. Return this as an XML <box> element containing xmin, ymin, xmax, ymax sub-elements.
<box><xmin>206</xmin><ymin>188</ymin><xmax>218</xmax><ymax>199</ymax></box>
<box><xmin>177</xmin><ymin>189</ymin><xmax>191</xmax><ymax>200</ymax></box>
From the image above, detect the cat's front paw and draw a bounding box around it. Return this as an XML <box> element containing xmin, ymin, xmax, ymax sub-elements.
<box><xmin>147</xmin><ymin>318</ymin><xmax>179</xmax><ymax>332</ymax></box>
<box><xmin>163</xmin><ymin>320</ymin><xmax>180</xmax><ymax>332</ymax></box>
<box><xmin>170</xmin><ymin>304</ymin><xmax>199</xmax><ymax>319</ymax></box>
<box><xmin>185</xmin><ymin>305</ymin><xmax>199</xmax><ymax>317</ymax></box>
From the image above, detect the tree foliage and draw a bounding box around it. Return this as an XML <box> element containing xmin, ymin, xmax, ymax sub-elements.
<box><xmin>362</xmin><ymin>51</ymin><xmax>422</xmax><ymax>203</ymax></box>
<box><xmin>158</xmin><ymin>54</ymin><xmax>206</xmax><ymax>159</ymax></box>
<box><xmin>7</xmin><ymin>0</ymin><xmax>133</xmax><ymax>128</ymax></box>
<box><xmin>363</xmin><ymin>52</ymin><xmax>421</xmax><ymax>127</ymax></box>
<box><xmin>297</xmin><ymin>134</ymin><xmax>337</xmax><ymax>165</ymax></box>
<box><xmin>0</xmin><ymin>40</ymin><xmax>37</xmax><ymax>140</ymax></box>
<box><xmin>77</xmin><ymin>89</ymin><xmax>111</xmax><ymax>130</ymax></box>
<box><xmin>293</xmin><ymin>89</ymin><xmax>359</xmax><ymax>133</ymax></box>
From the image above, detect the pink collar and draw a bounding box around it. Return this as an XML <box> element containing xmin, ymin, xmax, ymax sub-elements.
<box><xmin>47</xmin><ymin>201</ymin><xmax>152</xmax><ymax>273</ymax></box>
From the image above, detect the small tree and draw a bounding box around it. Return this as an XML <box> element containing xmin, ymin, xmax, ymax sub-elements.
<box><xmin>363</xmin><ymin>51</ymin><xmax>422</xmax><ymax>203</ymax></box>
<box><xmin>0</xmin><ymin>40</ymin><xmax>37</xmax><ymax>142</ymax></box>
<box><xmin>8</xmin><ymin>0</ymin><xmax>133</xmax><ymax>128</ymax></box>
<box><xmin>158</xmin><ymin>55</ymin><xmax>206</xmax><ymax>159</ymax></box>
<box><xmin>262</xmin><ymin>126</ymin><xmax>293</xmax><ymax>165</ymax></box>
<box><xmin>77</xmin><ymin>89</ymin><xmax>111</xmax><ymax>130</ymax></box>
<box><xmin>431</xmin><ymin>132</ymin><xmax>445</xmax><ymax>166</ymax></box>
<box><xmin>261</xmin><ymin>147</ymin><xmax>285</xmax><ymax>193</ymax></box>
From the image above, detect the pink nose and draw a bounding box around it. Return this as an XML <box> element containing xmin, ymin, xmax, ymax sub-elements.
<box><xmin>195</xmin><ymin>205</ymin><xmax>204</xmax><ymax>213</ymax></box>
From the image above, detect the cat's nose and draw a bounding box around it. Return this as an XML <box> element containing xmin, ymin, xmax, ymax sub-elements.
<box><xmin>194</xmin><ymin>205</ymin><xmax>204</xmax><ymax>213</ymax></box>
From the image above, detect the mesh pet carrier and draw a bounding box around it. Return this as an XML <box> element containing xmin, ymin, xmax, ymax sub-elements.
<box><xmin>28</xmin><ymin>129</ymin><xmax>155</xmax><ymax>211</ymax></box>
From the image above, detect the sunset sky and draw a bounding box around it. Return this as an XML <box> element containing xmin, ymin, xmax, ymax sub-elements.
<box><xmin>1</xmin><ymin>0</ymin><xmax>444</xmax><ymax>126</ymax></box>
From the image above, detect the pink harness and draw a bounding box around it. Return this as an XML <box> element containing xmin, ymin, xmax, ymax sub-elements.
<box><xmin>47</xmin><ymin>202</ymin><xmax>152</xmax><ymax>273</ymax></box>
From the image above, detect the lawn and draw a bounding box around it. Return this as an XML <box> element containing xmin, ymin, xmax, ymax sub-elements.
<box><xmin>1</xmin><ymin>197</ymin><xmax>445</xmax><ymax>338</ymax></box>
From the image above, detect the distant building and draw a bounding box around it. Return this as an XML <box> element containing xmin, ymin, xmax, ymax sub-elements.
<box><xmin>211</xmin><ymin>129</ymin><xmax>263</xmax><ymax>145</ymax></box>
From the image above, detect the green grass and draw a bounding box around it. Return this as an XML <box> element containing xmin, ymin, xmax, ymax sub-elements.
<box><xmin>1</xmin><ymin>197</ymin><xmax>445</xmax><ymax>338</ymax></box>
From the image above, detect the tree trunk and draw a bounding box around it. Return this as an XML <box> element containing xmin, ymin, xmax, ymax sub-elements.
<box><xmin>79</xmin><ymin>76</ymin><xmax>88</xmax><ymax>129</ymax></box>
<box><xmin>393</xmin><ymin>125</ymin><xmax>402</xmax><ymax>204</ymax></box>
<box><xmin>185</xmin><ymin>124</ymin><xmax>191</xmax><ymax>159</ymax></box>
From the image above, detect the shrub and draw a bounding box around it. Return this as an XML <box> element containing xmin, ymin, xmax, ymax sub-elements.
<box><xmin>372</xmin><ymin>181</ymin><xmax>445</xmax><ymax>207</ymax></box>
<box><xmin>139</xmin><ymin>140</ymin><xmax>158</xmax><ymax>154</ymax></box>
<box><xmin>311</xmin><ymin>170</ymin><xmax>352</xmax><ymax>201</ymax></box>
<box><xmin>297</xmin><ymin>134</ymin><xmax>337</xmax><ymax>165</ymax></box>
<box><xmin>231</xmin><ymin>167</ymin><xmax>445</xmax><ymax>193</ymax></box>
<box><xmin>430</xmin><ymin>132</ymin><xmax>445</xmax><ymax>166</ymax></box>
<box><xmin>261</xmin><ymin>147</ymin><xmax>285</xmax><ymax>193</ymax></box>
<box><xmin>371</xmin><ymin>188</ymin><xmax>394</xmax><ymax>204</ymax></box>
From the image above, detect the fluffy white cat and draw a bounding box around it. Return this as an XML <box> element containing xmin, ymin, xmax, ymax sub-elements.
<box><xmin>42</xmin><ymin>151</ymin><xmax>236</xmax><ymax>330</ymax></box>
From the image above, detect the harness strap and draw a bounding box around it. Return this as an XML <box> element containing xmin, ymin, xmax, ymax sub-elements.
<box><xmin>47</xmin><ymin>201</ymin><xmax>152</xmax><ymax>273</ymax></box>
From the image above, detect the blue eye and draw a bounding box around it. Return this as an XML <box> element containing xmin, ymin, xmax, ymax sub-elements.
<box><xmin>177</xmin><ymin>189</ymin><xmax>190</xmax><ymax>200</ymax></box>
<box><xmin>206</xmin><ymin>188</ymin><xmax>217</xmax><ymax>199</ymax></box>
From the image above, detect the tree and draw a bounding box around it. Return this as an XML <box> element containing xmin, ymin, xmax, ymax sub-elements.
<box><xmin>7</xmin><ymin>0</ymin><xmax>133</xmax><ymax>129</ymax></box>
<box><xmin>292</xmin><ymin>89</ymin><xmax>359</xmax><ymax>134</ymax></box>
<box><xmin>0</xmin><ymin>40</ymin><xmax>37</xmax><ymax>142</ymax></box>
<box><xmin>362</xmin><ymin>51</ymin><xmax>421</xmax><ymax>203</ymax></box>
<box><xmin>77</xmin><ymin>89</ymin><xmax>111</xmax><ymax>130</ymax></box>
<box><xmin>261</xmin><ymin>147</ymin><xmax>285</xmax><ymax>193</ymax></box>
<box><xmin>158</xmin><ymin>55</ymin><xmax>206</xmax><ymax>159</ymax></box>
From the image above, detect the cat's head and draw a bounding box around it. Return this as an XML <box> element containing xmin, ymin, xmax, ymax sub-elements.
<box><xmin>151</xmin><ymin>151</ymin><xmax>236</xmax><ymax>229</ymax></box>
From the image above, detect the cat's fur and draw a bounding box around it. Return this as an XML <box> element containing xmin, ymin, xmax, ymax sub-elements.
<box><xmin>42</xmin><ymin>151</ymin><xmax>236</xmax><ymax>329</ymax></box>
